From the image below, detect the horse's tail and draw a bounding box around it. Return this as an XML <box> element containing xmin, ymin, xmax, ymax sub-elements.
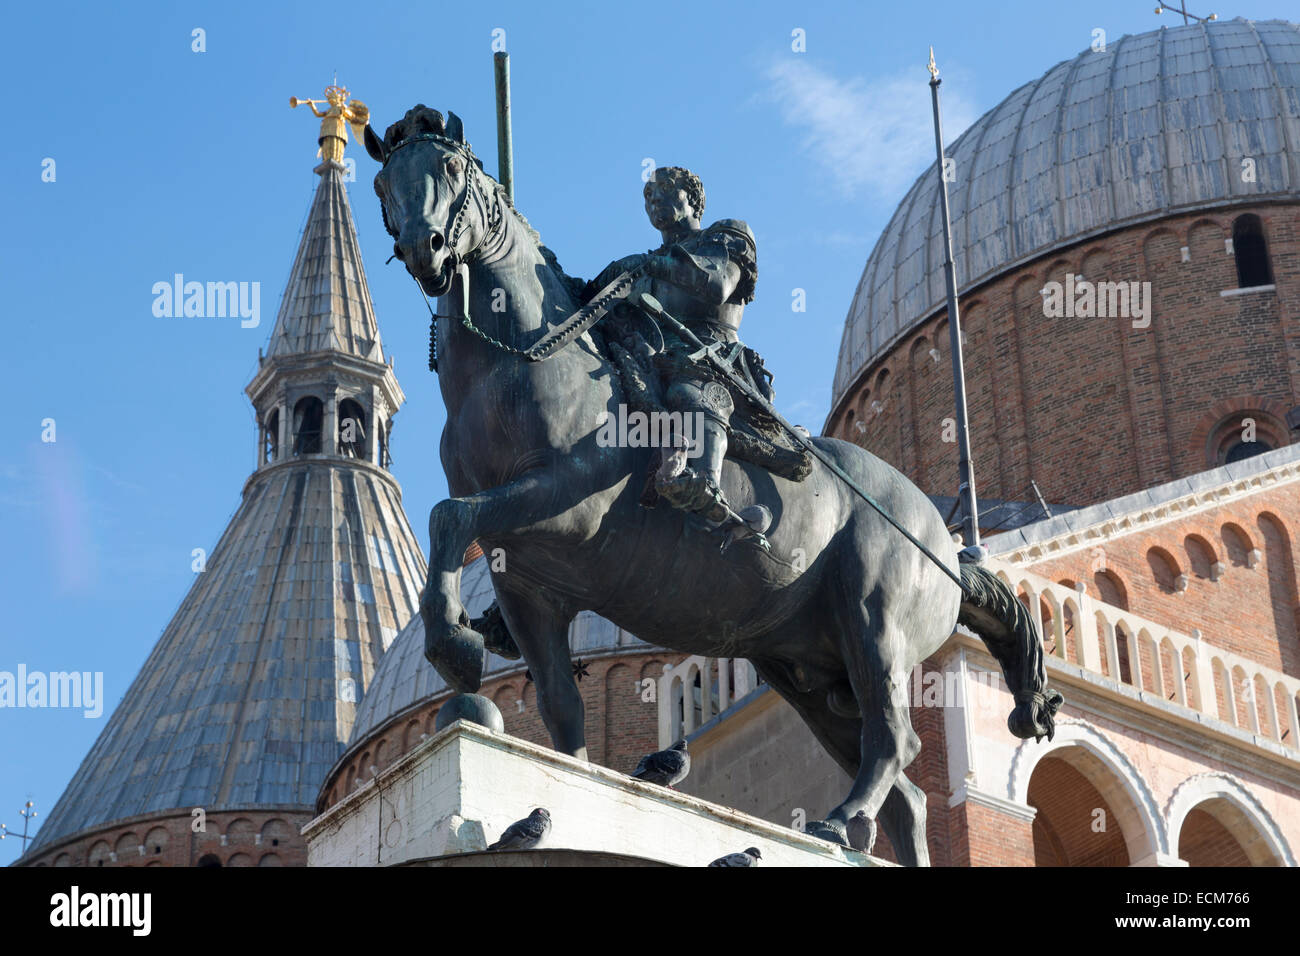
<box><xmin>956</xmin><ymin>563</ymin><xmax>1063</xmax><ymax>742</ymax></box>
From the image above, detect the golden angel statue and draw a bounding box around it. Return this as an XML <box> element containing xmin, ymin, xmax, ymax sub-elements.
<box><xmin>289</xmin><ymin>85</ymin><xmax>370</xmax><ymax>163</ymax></box>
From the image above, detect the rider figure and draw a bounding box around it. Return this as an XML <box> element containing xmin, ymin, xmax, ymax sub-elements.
<box><xmin>585</xmin><ymin>166</ymin><xmax>759</xmax><ymax>526</ymax></box>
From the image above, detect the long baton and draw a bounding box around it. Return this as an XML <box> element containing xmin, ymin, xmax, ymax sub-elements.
<box><xmin>634</xmin><ymin>294</ymin><xmax>967</xmax><ymax>592</ymax></box>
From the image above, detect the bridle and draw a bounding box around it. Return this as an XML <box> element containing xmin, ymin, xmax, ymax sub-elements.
<box><xmin>379</xmin><ymin>132</ymin><xmax>504</xmax><ymax>272</ymax></box>
<box><xmin>378</xmin><ymin>132</ymin><xmax>513</xmax><ymax>369</ymax></box>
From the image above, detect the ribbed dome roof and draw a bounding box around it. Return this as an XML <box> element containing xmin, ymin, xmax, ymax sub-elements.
<box><xmin>345</xmin><ymin>556</ymin><xmax>651</xmax><ymax>748</ymax></box>
<box><xmin>832</xmin><ymin>18</ymin><xmax>1300</xmax><ymax>408</ymax></box>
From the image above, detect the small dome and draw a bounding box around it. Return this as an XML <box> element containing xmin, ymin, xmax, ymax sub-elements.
<box><xmin>833</xmin><ymin>18</ymin><xmax>1300</xmax><ymax>408</ymax></box>
<box><xmin>346</xmin><ymin>556</ymin><xmax>650</xmax><ymax>746</ymax></box>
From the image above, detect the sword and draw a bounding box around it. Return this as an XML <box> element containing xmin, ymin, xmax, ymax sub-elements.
<box><xmin>630</xmin><ymin>293</ymin><xmax>967</xmax><ymax>590</ymax></box>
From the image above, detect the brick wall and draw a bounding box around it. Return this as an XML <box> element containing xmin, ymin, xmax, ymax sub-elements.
<box><xmin>830</xmin><ymin>204</ymin><xmax>1299</xmax><ymax>510</ymax></box>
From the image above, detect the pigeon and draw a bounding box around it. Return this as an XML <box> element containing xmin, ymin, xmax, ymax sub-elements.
<box><xmin>487</xmin><ymin>808</ymin><xmax>551</xmax><ymax>851</ymax></box>
<box><xmin>708</xmin><ymin>847</ymin><xmax>762</xmax><ymax>867</ymax></box>
<box><xmin>719</xmin><ymin>504</ymin><xmax>773</xmax><ymax>554</ymax></box>
<box><xmin>846</xmin><ymin>810</ymin><xmax>877</xmax><ymax>853</ymax></box>
<box><xmin>629</xmin><ymin>739</ymin><xmax>690</xmax><ymax>788</ymax></box>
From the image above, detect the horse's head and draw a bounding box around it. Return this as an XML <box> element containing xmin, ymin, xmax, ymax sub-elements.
<box><xmin>366</xmin><ymin>105</ymin><xmax>492</xmax><ymax>297</ymax></box>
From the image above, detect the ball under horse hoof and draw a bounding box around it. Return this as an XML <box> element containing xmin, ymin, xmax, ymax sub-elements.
<box><xmin>425</xmin><ymin>623</ymin><xmax>487</xmax><ymax>694</ymax></box>
<box><xmin>804</xmin><ymin>818</ymin><xmax>850</xmax><ymax>847</ymax></box>
<box><xmin>435</xmin><ymin>693</ymin><xmax>505</xmax><ymax>734</ymax></box>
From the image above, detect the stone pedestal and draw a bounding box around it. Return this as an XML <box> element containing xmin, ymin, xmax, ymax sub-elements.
<box><xmin>304</xmin><ymin>721</ymin><xmax>890</xmax><ymax>867</ymax></box>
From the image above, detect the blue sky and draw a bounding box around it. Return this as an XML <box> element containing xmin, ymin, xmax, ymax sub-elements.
<box><xmin>3</xmin><ymin>0</ymin><xmax>1293</xmax><ymax>860</ymax></box>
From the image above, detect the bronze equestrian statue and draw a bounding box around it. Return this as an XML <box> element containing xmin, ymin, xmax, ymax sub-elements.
<box><xmin>365</xmin><ymin>105</ymin><xmax>1061</xmax><ymax>865</ymax></box>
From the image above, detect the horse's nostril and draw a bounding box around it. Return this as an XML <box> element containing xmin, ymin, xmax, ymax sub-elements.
<box><xmin>429</xmin><ymin>232</ymin><xmax>445</xmax><ymax>252</ymax></box>
<box><xmin>392</xmin><ymin>242</ymin><xmax>406</xmax><ymax>262</ymax></box>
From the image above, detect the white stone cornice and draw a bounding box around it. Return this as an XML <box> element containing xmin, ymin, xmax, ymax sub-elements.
<box><xmin>949</xmin><ymin>784</ymin><xmax>1038</xmax><ymax>822</ymax></box>
<box><xmin>996</xmin><ymin>455</ymin><xmax>1300</xmax><ymax>565</ymax></box>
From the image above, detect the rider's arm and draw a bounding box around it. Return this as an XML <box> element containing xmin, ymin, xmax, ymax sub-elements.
<box><xmin>643</xmin><ymin>241</ymin><xmax>741</xmax><ymax>307</ymax></box>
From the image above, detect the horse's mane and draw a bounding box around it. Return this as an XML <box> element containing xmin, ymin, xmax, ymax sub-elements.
<box><xmin>382</xmin><ymin>105</ymin><xmax>586</xmax><ymax>304</ymax></box>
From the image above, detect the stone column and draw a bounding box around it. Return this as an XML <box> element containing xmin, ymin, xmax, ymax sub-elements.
<box><xmin>323</xmin><ymin>385</ymin><xmax>338</xmax><ymax>456</ymax></box>
<box><xmin>277</xmin><ymin>396</ymin><xmax>289</xmax><ymax>461</ymax></box>
<box><xmin>371</xmin><ymin>386</ymin><xmax>384</xmax><ymax>467</ymax></box>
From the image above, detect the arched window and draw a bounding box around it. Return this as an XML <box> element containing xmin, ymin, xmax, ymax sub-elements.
<box><xmin>1223</xmin><ymin>440</ymin><xmax>1272</xmax><ymax>464</ymax></box>
<box><xmin>1184</xmin><ymin>535</ymin><xmax>1216</xmax><ymax>580</ymax></box>
<box><xmin>263</xmin><ymin>409</ymin><xmax>279</xmax><ymax>464</ymax></box>
<box><xmin>337</xmin><ymin>398</ymin><xmax>368</xmax><ymax>460</ymax></box>
<box><xmin>293</xmin><ymin>397</ymin><xmax>323</xmax><ymax>455</ymax></box>
<box><xmin>1207</xmin><ymin>410</ymin><xmax>1284</xmax><ymax>467</ymax></box>
<box><xmin>1147</xmin><ymin>547</ymin><xmax>1182</xmax><ymax>594</ymax></box>
<box><xmin>1232</xmin><ymin>214</ymin><xmax>1273</xmax><ymax>288</ymax></box>
<box><xmin>1093</xmin><ymin>569</ymin><xmax>1129</xmax><ymax>610</ymax></box>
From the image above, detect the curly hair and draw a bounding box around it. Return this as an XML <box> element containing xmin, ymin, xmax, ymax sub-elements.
<box><xmin>645</xmin><ymin>166</ymin><xmax>705</xmax><ymax>218</ymax></box>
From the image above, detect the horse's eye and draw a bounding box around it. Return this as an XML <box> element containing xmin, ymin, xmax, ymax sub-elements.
<box><xmin>447</xmin><ymin>158</ymin><xmax>462</xmax><ymax>177</ymax></box>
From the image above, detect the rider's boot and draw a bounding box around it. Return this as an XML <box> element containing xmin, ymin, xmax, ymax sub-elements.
<box><xmin>656</xmin><ymin>417</ymin><xmax>731</xmax><ymax>522</ymax></box>
<box><xmin>656</xmin><ymin>419</ymin><xmax>770</xmax><ymax>551</ymax></box>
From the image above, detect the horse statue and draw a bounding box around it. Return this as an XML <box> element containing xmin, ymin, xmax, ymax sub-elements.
<box><xmin>364</xmin><ymin>105</ymin><xmax>1061</xmax><ymax>865</ymax></box>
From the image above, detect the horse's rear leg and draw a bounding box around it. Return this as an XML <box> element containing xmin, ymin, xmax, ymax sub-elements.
<box><xmin>817</xmin><ymin>598</ymin><xmax>922</xmax><ymax>849</ymax></box>
<box><xmin>494</xmin><ymin>588</ymin><xmax>587</xmax><ymax>760</ymax></box>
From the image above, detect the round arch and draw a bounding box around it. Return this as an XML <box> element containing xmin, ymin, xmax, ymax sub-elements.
<box><xmin>1008</xmin><ymin>718</ymin><xmax>1166</xmax><ymax>861</ymax></box>
<box><xmin>1165</xmin><ymin>772</ymin><xmax>1294</xmax><ymax>867</ymax></box>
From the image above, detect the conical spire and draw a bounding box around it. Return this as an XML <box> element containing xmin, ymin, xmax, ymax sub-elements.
<box><xmin>264</xmin><ymin>163</ymin><xmax>385</xmax><ymax>361</ymax></box>
<box><xmin>22</xmin><ymin>123</ymin><xmax>427</xmax><ymax>868</ymax></box>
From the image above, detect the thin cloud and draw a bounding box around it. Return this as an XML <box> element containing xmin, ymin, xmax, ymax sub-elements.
<box><xmin>763</xmin><ymin>58</ymin><xmax>978</xmax><ymax>202</ymax></box>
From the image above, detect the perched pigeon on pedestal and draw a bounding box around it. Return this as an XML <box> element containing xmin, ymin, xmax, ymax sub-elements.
<box><xmin>708</xmin><ymin>847</ymin><xmax>762</xmax><ymax>867</ymax></box>
<box><xmin>629</xmin><ymin>739</ymin><xmax>690</xmax><ymax>788</ymax></box>
<box><xmin>487</xmin><ymin>808</ymin><xmax>551</xmax><ymax>850</ymax></box>
<box><xmin>846</xmin><ymin>810</ymin><xmax>877</xmax><ymax>853</ymax></box>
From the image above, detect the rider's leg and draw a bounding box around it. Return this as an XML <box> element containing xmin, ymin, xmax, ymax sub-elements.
<box><xmin>656</xmin><ymin>378</ymin><xmax>733</xmax><ymax>520</ymax></box>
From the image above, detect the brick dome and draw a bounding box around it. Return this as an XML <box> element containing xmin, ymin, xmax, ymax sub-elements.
<box><xmin>833</xmin><ymin>17</ymin><xmax>1300</xmax><ymax>407</ymax></box>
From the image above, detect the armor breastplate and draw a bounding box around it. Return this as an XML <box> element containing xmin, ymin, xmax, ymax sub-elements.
<box><xmin>647</xmin><ymin>277</ymin><xmax>743</xmax><ymax>344</ymax></box>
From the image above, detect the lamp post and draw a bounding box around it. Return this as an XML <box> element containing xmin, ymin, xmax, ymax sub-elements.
<box><xmin>927</xmin><ymin>48</ymin><xmax>980</xmax><ymax>550</ymax></box>
<box><xmin>0</xmin><ymin>801</ymin><xmax>38</xmax><ymax>856</ymax></box>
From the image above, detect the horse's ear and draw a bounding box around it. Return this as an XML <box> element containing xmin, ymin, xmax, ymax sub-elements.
<box><xmin>364</xmin><ymin>124</ymin><xmax>387</xmax><ymax>163</ymax></box>
<box><xmin>446</xmin><ymin>111</ymin><xmax>465</xmax><ymax>144</ymax></box>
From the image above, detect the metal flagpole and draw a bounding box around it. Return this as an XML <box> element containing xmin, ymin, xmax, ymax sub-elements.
<box><xmin>494</xmin><ymin>51</ymin><xmax>515</xmax><ymax>203</ymax></box>
<box><xmin>928</xmin><ymin>48</ymin><xmax>980</xmax><ymax>549</ymax></box>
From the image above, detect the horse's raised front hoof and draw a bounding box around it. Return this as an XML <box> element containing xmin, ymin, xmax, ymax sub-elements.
<box><xmin>425</xmin><ymin>623</ymin><xmax>486</xmax><ymax>694</ymax></box>
<box><xmin>804</xmin><ymin>819</ymin><xmax>849</xmax><ymax>847</ymax></box>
